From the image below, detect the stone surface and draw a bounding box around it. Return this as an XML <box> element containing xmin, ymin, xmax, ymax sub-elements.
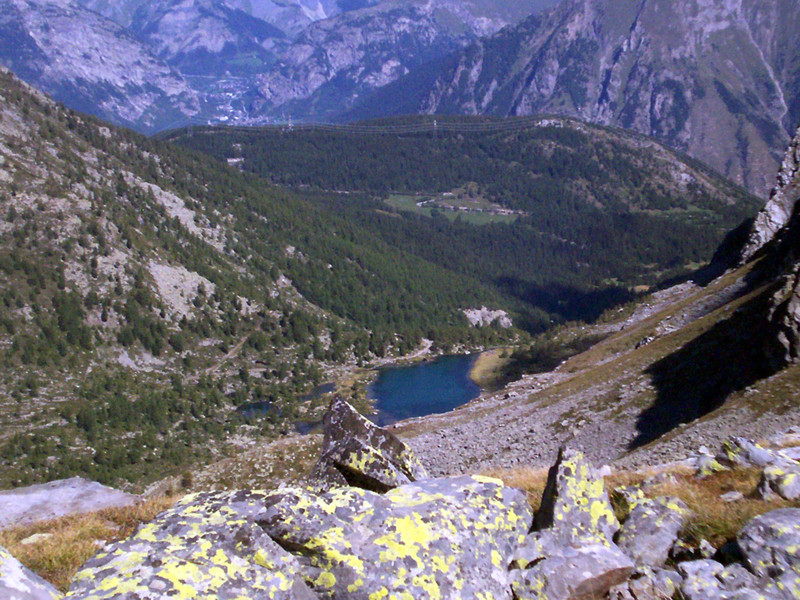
<box><xmin>758</xmin><ymin>464</ymin><xmax>800</xmax><ymax>501</ymax></box>
<box><xmin>737</xmin><ymin>508</ymin><xmax>800</xmax><ymax>580</ymax></box>
<box><xmin>66</xmin><ymin>490</ymin><xmax>314</xmax><ymax>600</ymax></box>
<box><xmin>512</xmin><ymin>542</ymin><xmax>634</xmax><ymax>600</ymax></box>
<box><xmin>258</xmin><ymin>475</ymin><xmax>532</xmax><ymax>600</ymax></box>
<box><xmin>616</xmin><ymin>497</ymin><xmax>693</xmax><ymax>567</ymax></box>
<box><xmin>717</xmin><ymin>437</ymin><xmax>797</xmax><ymax>470</ymax></box>
<box><xmin>0</xmin><ymin>477</ymin><xmax>137</xmax><ymax>529</ymax></box>
<box><xmin>308</xmin><ymin>397</ymin><xmax>427</xmax><ymax>492</ymax></box>
<box><xmin>0</xmin><ymin>545</ymin><xmax>62</xmax><ymax>600</ymax></box>
<box><xmin>535</xmin><ymin>446</ymin><xmax>620</xmax><ymax>544</ymax></box>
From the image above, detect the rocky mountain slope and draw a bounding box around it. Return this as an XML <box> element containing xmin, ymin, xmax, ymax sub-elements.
<box><xmin>0</xmin><ymin>0</ymin><xmax>200</xmax><ymax>133</ymax></box>
<box><xmin>356</xmin><ymin>0</ymin><xmax>800</xmax><ymax>197</ymax></box>
<box><xmin>0</xmin><ymin>0</ymin><xmax>557</xmax><ymax>131</ymax></box>
<box><xmin>128</xmin><ymin>0</ymin><xmax>288</xmax><ymax>77</ymax></box>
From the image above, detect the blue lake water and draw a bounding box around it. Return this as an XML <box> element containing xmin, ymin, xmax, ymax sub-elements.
<box><xmin>368</xmin><ymin>354</ymin><xmax>481</xmax><ymax>426</ymax></box>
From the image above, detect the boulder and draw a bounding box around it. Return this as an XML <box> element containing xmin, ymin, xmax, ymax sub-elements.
<box><xmin>737</xmin><ymin>508</ymin><xmax>800</xmax><ymax>580</ymax></box>
<box><xmin>511</xmin><ymin>542</ymin><xmax>634</xmax><ymax>600</ymax></box>
<box><xmin>308</xmin><ymin>397</ymin><xmax>427</xmax><ymax>492</ymax></box>
<box><xmin>535</xmin><ymin>446</ymin><xmax>620</xmax><ymax>544</ymax></box>
<box><xmin>0</xmin><ymin>545</ymin><xmax>62</xmax><ymax>600</ymax></box>
<box><xmin>677</xmin><ymin>559</ymin><xmax>785</xmax><ymax>600</ymax></box>
<box><xmin>66</xmin><ymin>490</ymin><xmax>315</xmax><ymax>600</ymax></box>
<box><xmin>608</xmin><ymin>567</ymin><xmax>682</xmax><ymax>600</ymax></box>
<box><xmin>616</xmin><ymin>497</ymin><xmax>693</xmax><ymax>567</ymax></box>
<box><xmin>258</xmin><ymin>475</ymin><xmax>532</xmax><ymax>600</ymax></box>
<box><xmin>758</xmin><ymin>464</ymin><xmax>800</xmax><ymax>501</ymax></box>
<box><xmin>717</xmin><ymin>438</ymin><xmax>797</xmax><ymax>470</ymax></box>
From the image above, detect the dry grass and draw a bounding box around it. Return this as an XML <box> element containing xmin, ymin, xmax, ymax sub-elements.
<box><xmin>469</xmin><ymin>348</ymin><xmax>513</xmax><ymax>388</ymax></box>
<box><xmin>0</xmin><ymin>495</ymin><xmax>179</xmax><ymax>592</ymax></box>
<box><xmin>645</xmin><ymin>468</ymin><xmax>800</xmax><ymax>548</ymax></box>
<box><xmin>482</xmin><ymin>466</ymin><xmax>551</xmax><ymax>513</ymax></box>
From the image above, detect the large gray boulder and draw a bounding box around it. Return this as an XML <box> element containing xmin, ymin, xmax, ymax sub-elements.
<box><xmin>616</xmin><ymin>497</ymin><xmax>693</xmax><ymax>567</ymax></box>
<box><xmin>0</xmin><ymin>545</ymin><xmax>62</xmax><ymax>600</ymax></box>
<box><xmin>737</xmin><ymin>508</ymin><xmax>800</xmax><ymax>580</ymax></box>
<box><xmin>308</xmin><ymin>397</ymin><xmax>427</xmax><ymax>492</ymax></box>
<box><xmin>511</xmin><ymin>542</ymin><xmax>634</xmax><ymax>600</ymax></box>
<box><xmin>758</xmin><ymin>464</ymin><xmax>800</xmax><ymax>501</ymax></box>
<box><xmin>534</xmin><ymin>446</ymin><xmax>620</xmax><ymax>544</ymax></box>
<box><xmin>258</xmin><ymin>475</ymin><xmax>532</xmax><ymax>600</ymax></box>
<box><xmin>66</xmin><ymin>490</ymin><xmax>315</xmax><ymax>600</ymax></box>
<box><xmin>717</xmin><ymin>437</ymin><xmax>797</xmax><ymax>470</ymax></box>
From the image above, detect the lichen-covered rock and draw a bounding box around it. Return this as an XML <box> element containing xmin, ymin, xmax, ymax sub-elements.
<box><xmin>66</xmin><ymin>491</ymin><xmax>315</xmax><ymax>600</ymax></box>
<box><xmin>616</xmin><ymin>497</ymin><xmax>693</xmax><ymax>567</ymax></box>
<box><xmin>258</xmin><ymin>475</ymin><xmax>532</xmax><ymax>599</ymax></box>
<box><xmin>308</xmin><ymin>397</ymin><xmax>427</xmax><ymax>492</ymax></box>
<box><xmin>695</xmin><ymin>453</ymin><xmax>729</xmax><ymax>478</ymax></box>
<box><xmin>737</xmin><ymin>508</ymin><xmax>800</xmax><ymax>580</ymax></box>
<box><xmin>511</xmin><ymin>542</ymin><xmax>634</xmax><ymax>600</ymax></box>
<box><xmin>610</xmin><ymin>486</ymin><xmax>647</xmax><ymax>520</ymax></box>
<box><xmin>758</xmin><ymin>464</ymin><xmax>800</xmax><ymax>501</ymax></box>
<box><xmin>609</xmin><ymin>567</ymin><xmax>682</xmax><ymax>600</ymax></box>
<box><xmin>534</xmin><ymin>446</ymin><xmax>619</xmax><ymax>544</ymax></box>
<box><xmin>718</xmin><ymin>437</ymin><xmax>797</xmax><ymax>470</ymax></box>
<box><xmin>678</xmin><ymin>559</ymin><xmax>786</xmax><ymax>600</ymax></box>
<box><xmin>0</xmin><ymin>545</ymin><xmax>62</xmax><ymax>600</ymax></box>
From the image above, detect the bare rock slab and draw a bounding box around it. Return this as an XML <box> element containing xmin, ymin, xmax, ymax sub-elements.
<box><xmin>0</xmin><ymin>545</ymin><xmax>62</xmax><ymax>600</ymax></box>
<box><xmin>0</xmin><ymin>477</ymin><xmax>137</xmax><ymax>529</ymax></box>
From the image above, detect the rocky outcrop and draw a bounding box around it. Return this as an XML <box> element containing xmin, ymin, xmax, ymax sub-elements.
<box><xmin>514</xmin><ymin>447</ymin><xmax>634</xmax><ymax>600</ymax></box>
<box><xmin>307</xmin><ymin>397</ymin><xmax>427</xmax><ymax>492</ymax></box>
<box><xmin>0</xmin><ymin>545</ymin><xmax>62</xmax><ymax>600</ymax></box>
<box><xmin>742</xmin><ymin>125</ymin><xmax>800</xmax><ymax>261</ymax></box>
<box><xmin>259</xmin><ymin>476</ymin><xmax>532</xmax><ymax>599</ymax></box>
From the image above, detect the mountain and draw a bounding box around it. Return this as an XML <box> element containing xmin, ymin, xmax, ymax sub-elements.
<box><xmin>0</xmin><ymin>0</ymin><xmax>199</xmax><ymax>133</ymax></box>
<box><xmin>352</xmin><ymin>0</ymin><xmax>800</xmax><ymax>198</ymax></box>
<box><xmin>128</xmin><ymin>0</ymin><xmax>287</xmax><ymax>77</ymax></box>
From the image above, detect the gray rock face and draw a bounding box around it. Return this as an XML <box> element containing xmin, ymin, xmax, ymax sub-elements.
<box><xmin>738</xmin><ymin>508</ymin><xmax>800</xmax><ymax>580</ymax></box>
<box><xmin>616</xmin><ymin>497</ymin><xmax>693</xmax><ymax>567</ymax></box>
<box><xmin>258</xmin><ymin>475</ymin><xmax>533</xmax><ymax>600</ymax></box>
<box><xmin>0</xmin><ymin>545</ymin><xmax>62</xmax><ymax>600</ymax></box>
<box><xmin>535</xmin><ymin>446</ymin><xmax>620</xmax><ymax>544</ymax></box>
<box><xmin>758</xmin><ymin>464</ymin><xmax>800</xmax><ymax>501</ymax></box>
<box><xmin>308</xmin><ymin>397</ymin><xmax>427</xmax><ymax>492</ymax></box>
<box><xmin>716</xmin><ymin>437</ymin><xmax>797</xmax><ymax>470</ymax></box>
<box><xmin>512</xmin><ymin>543</ymin><xmax>634</xmax><ymax>600</ymax></box>
<box><xmin>0</xmin><ymin>0</ymin><xmax>199</xmax><ymax>133</ymax></box>
<box><xmin>0</xmin><ymin>477</ymin><xmax>138</xmax><ymax>529</ymax></box>
<box><xmin>743</xmin><ymin>125</ymin><xmax>800</xmax><ymax>261</ymax></box>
